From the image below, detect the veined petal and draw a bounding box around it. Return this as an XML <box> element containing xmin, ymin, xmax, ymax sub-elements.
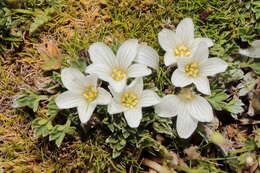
<box><xmin>93</xmin><ymin>87</ymin><xmax>112</xmax><ymax>105</ymax></box>
<box><xmin>128</xmin><ymin>64</ymin><xmax>152</xmax><ymax>78</ymax></box>
<box><xmin>193</xmin><ymin>38</ymin><xmax>214</xmax><ymax>48</ymax></box>
<box><xmin>126</xmin><ymin>77</ymin><xmax>143</xmax><ymax>96</ymax></box>
<box><xmin>188</xmin><ymin>95</ymin><xmax>214</xmax><ymax>122</ymax></box>
<box><xmin>193</xmin><ymin>42</ymin><xmax>209</xmax><ymax>63</ymax></box>
<box><xmin>140</xmin><ymin>90</ymin><xmax>160</xmax><ymax>107</ymax></box>
<box><xmin>61</xmin><ymin>68</ymin><xmax>87</xmax><ymax>93</ymax></box>
<box><xmin>77</xmin><ymin>102</ymin><xmax>97</xmax><ymax>124</ymax></box>
<box><xmin>85</xmin><ymin>64</ymin><xmax>111</xmax><ymax>82</ymax></box>
<box><xmin>193</xmin><ymin>77</ymin><xmax>211</xmax><ymax>95</ymax></box>
<box><xmin>158</xmin><ymin>29</ymin><xmax>176</xmax><ymax>51</ymax></box>
<box><xmin>135</xmin><ymin>45</ymin><xmax>159</xmax><ymax>70</ymax></box>
<box><xmin>108</xmin><ymin>100</ymin><xmax>128</xmax><ymax>114</ymax></box>
<box><xmin>239</xmin><ymin>40</ymin><xmax>260</xmax><ymax>58</ymax></box>
<box><xmin>88</xmin><ymin>42</ymin><xmax>115</xmax><ymax>66</ymax></box>
<box><xmin>176</xmin><ymin>108</ymin><xmax>198</xmax><ymax>139</ymax></box>
<box><xmin>155</xmin><ymin>95</ymin><xmax>178</xmax><ymax>118</ymax></box>
<box><xmin>117</xmin><ymin>39</ymin><xmax>138</xmax><ymax>69</ymax></box>
<box><xmin>176</xmin><ymin>18</ymin><xmax>194</xmax><ymax>43</ymax></box>
<box><xmin>164</xmin><ymin>51</ymin><xmax>177</xmax><ymax>66</ymax></box>
<box><xmin>124</xmin><ymin>107</ymin><xmax>142</xmax><ymax>128</ymax></box>
<box><xmin>171</xmin><ymin>69</ymin><xmax>192</xmax><ymax>87</ymax></box>
<box><xmin>55</xmin><ymin>91</ymin><xmax>85</xmax><ymax>109</ymax></box>
<box><xmin>85</xmin><ymin>74</ymin><xmax>98</xmax><ymax>87</ymax></box>
<box><xmin>109</xmin><ymin>78</ymin><xmax>127</xmax><ymax>93</ymax></box>
<box><xmin>201</xmin><ymin>58</ymin><xmax>228</xmax><ymax>76</ymax></box>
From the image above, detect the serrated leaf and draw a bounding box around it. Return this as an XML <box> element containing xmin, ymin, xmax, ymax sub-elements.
<box><xmin>225</xmin><ymin>98</ymin><xmax>244</xmax><ymax>114</ymax></box>
<box><xmin>32</xmin><ymin>117</ymin><xmax>53</xmax><ymax>137</ymax></box>
<box><xmin>206</xmin><ymin>90</ymin><xmax>228</xmax><ymax>111</ymax></box>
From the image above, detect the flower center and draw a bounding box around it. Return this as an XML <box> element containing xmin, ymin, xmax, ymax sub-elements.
<box><xmin>83</xmin><ymin>86</ymin><xmax>98</xmax><ymax>102</ymax></box>
<box><xmin>111</xmin><ymin>68</ymin><xmax>127</xmax><ymax>81</ymax></box>
<box><xmin>120</xmin><ymin>92</ymin><xmax>139</xmax><ymax>108</ymax></box>
<box><xmin>179</xmin><ymin>88</ymin><xmax>195</xmax><ymax>102</ymax></box>
<box><xmin>174</xmin><ymin>45</ymin><xmax>191</xmax><ymax>57</ymax></box>
<box><xmin>185</xmin><ymin>62</ymin><xmax>200</xmax><ymax>78</ymax></box>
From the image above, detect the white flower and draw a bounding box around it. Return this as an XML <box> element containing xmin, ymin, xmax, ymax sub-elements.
<box><xmin>108</xmin><ymin>78</ymin><xmax>160</xmax><ymax>128</ymax></box>
<box><xmin>158</xmin><ymin>18</ymin><xmax>214</xmax><ymax>66</ymax></box>
<box><xmin>171</xmin><ymin>42</ymin><xmax>228</xmax><ymax>95</ymax></box>
<box><xmin>155</xmin><ymin>89</ymin><xmax>214</xmax><ymax>139</ymax></box>
<box><xmin>55</xmin><ymin>68</ymin><xmax>112</xmax><ymax>124</ymax></box>
<box><xmin>85</xmin><ymin>39</ymin><xmax>159</xmax><ymax>92</ymax></box>
<box><xmin>239</xmin><ymin>40</ymin><xmax>260</xmax><ymax>58</ymax></box>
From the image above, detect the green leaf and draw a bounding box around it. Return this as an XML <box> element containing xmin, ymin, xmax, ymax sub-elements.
<box><xmin>47</xmin><ymin>99</ymin><xmax>59</xmax><ymax>116</ymax></box>
<box><xmin>32</xmin><ymin>117</ymin><xmax>53</xmax><ymax>137</ymax></box>
<box><xmin>70</xmin><ymin>58</ymin><xmax>87</xmax><ymax>72</ymax></box>
<box><xmin>225</xmin><ymin>98</ymin><xmax>244</xmax><ymax>115</ymax></box>
<box><xmin>249</xmin><ymin>62</ymin><xmax>260</xmax><ymax>74</ymax></box>
<box><xmin>206</xmin><ymin>89</ymin><xmax>229</xmax><ymax>111</ymax></box>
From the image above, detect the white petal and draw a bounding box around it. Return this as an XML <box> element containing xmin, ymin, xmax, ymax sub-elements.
<box><xmin>109</xmin><ymin>78</ymin><xmax>127</xmax><ymax>93</ymax></box>
<box><xmin>193</xmin><ymin>42</ymin><xmax>209</xmax><ymax>63</ymax></box>
<box><xmin>193</xmin><ymin>77</ymin><xmax>211</xmax><ymax>95</ymax></box>
<box><xmin>140</xmin><ymin>90</ymin><xmax>160</xmax><ymax>107</ymax></box>
<box><xmin>85</xmin><ymin>74</ymin><xmax>98</xmax><ymax>87</ymax></box>
<box><xmin>135</xmin><ymin>45</ymin><xmax>159</xmax><ymax>70</ymax></box>
<box><xmin>176</xmin><ymin>18</ymin><xmax>194</xmax><ymax>43</ymax></box>
<box><xmin>93</xmin><ymin>87</ymin><xmax>112</xmax><ymax>105</ymax></box>
<box><xmin>171</xmin><ymin>69</ymin><xmax>192</xmax><ymax>87</ymax></box>
<box><xmin>88</xmin><ymin>42</ymin><xmax>115</xmax><ymax>66</ymax></box>
<box><xmin>201</xmin><ymin>58</ymin><xmax>228</xmax><ymax>76</ymax></box>
<box><xmin>124</xmin><ymin>107</ymin><xmax>142</xmax><ymax>128</ymax></box>
<box><xmin>85</xmin><ymin>64</ymin><xmax>111</xmax><ymax>82</ymax></box>
<box><xmin>116</xmin><ymin>39</ymin><xmax>138</xmax><ymax>69</ymax></box>
<box><xmin>158</xmin><ymin>29</ymin><xmax>176</xmax><ymax>51</ymax></box>
<box><xmin>239</xmin><ymin>40</ymin><xmax>260</xmax><ymax>58</ymax></box>
<box><xmin>77</xmin><ymin>102</ymin><xmax>96</xmax><ymax>124</ymax></box>
<box><xmin>61</xmin><ymin>68</ymin><xmax>87</xmax><ymax>93</ymax></box>
<box><xmin>164</xmin><ymin>51</ymin><xmax>177</xmax><ymax>66</ymax></box>
<box><xmin>128</xmin><ymin>64</ymin><xmax>152</xmax><ymax>78</ymax></box>
<box><xmin>155</xmin><ymin>95</ymin><xmax>178</xmax><ymax>118</ymax></box>
<box><xmin>176</xmin><ymin>109</ymin><xmax>198</xmax><ymax>139</ymax></box>
<box><xmin>126</xmin><ymin>77</ymin><xmax>143</xmax><ymax>96</ymax></box>
<box><xmin>188</xmin><ymin>95</ymin><xmax>214</xmax><ymax>122</ymax></box>
<box><xmin>55</xmin><ymin>91</ymin><xmax>85</xmax><ymax>109</ymax></box>
<box><xmin>176</xmin><ymin>57</ymin><xmax>193</xmax><ymax>71</ymax></box>
<box><xmin>108</xmin><ymin>100</ymin><xmax>128</xmax><ymax>114</ymax></box>
<box><xmin>193</xmin><ymin>38</ymin><xmax>214</xmax><ymax>48</ymax></box>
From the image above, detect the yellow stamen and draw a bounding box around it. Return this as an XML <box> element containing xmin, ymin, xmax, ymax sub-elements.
<box><xmin>120</xmin><ymin>92</ymin><xmax>139</xmax><ymax>108</ymax></box>
<box><xmin>179</xmin><ymin>88</ymin><xmax>195</xmax><ymax>102</ymax></box>
<box><xmin>111</xmin><ymin>68</ymin><xmax>127</xmax><ymax>81</ymax></box>
<box><xmin>83</xmin><ymin>85</ymin><xmax>98</xmax><ymax>102</ymax></box>
<box><xmin>184</xmin><ymin>62</ymin><xmax>200</xmax><ymax>78</ymax></box>
<box><xmin>174</xmin><ymin>45</ymin><xmax>191</xmax><ymax>57</ymax></box>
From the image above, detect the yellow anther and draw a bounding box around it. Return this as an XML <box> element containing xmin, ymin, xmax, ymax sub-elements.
<box><xmin>179</xmin><ymin>88</ymin><xmax>195</xmax><ymax>102</ymax></box>
<box><xmin>120</xmin><ymin>92</ymin><xmax>139</xmax><ymax>108</ymax></box>
<box><xmin>83</xmin><ymin>86</ymin><xmax>98</xmax><ymax>102</ymax></box>
<box><xmin>111</xmin><ymin>68</ymin><xmax>127</xmax><ymax>81</ymax></box>
<box><xmin>184</xmin><ymin>62</ymin><xmax>200</xmax><ymax>78</ymax></box>
<box><xmin>174</xmin><ymin>45</ymin><xmax>191</xmax><ymax>57</ymax></box>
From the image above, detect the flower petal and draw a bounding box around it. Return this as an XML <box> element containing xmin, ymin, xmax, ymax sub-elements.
<box><xmin>193</xmin><ymin>42</ymin><xmax>209</xmax><ymax>63</ymax></box>
<box><xmin>124</xmin><ymin>107</ymin><xmax>142</xmax><ymax>128</ymax></box>
<box><xmin>193</xmin><ymin>77</ymin><xmax>211</xmax><ymax>95</ymax></box>
<box><xmin>193</xmin><ymin>38</ymin><xmax>214</xmax><ymax>48</ymax></box>
<box><xmin>116</xmin><ymin>39</ymin><xmax>138</xmax><ymax>69</ymax></box>
<box><xmin>188</xmin><ymin>95</ymin><xmax>214</xmax><ymax>122</ymax></box>
<box><xmin>85</xmin><ymin>74</ymin><xmax>98</xmax><ymax>87</ymax></box>
<box><xmin>61</xmin><ymin>68</ymin><xmax>88</xmax><ymax>93</ymax></box>
<box><xmin>158</xmin><ymin>29</ymin><xmax>176</xmax><ymax>51</ymax></box>
<box><xmin>55</xmin><ymin>91</ymin><xmax>85</xmax><ymax>109</ymax></box>
<box><xmin>171</xmin><ymin>69</ymin><xmax>192</xmax><ymax>87</ymax></box>
<box><xmin>164</xmin><ymin>51</ymin><xmax>177</xmax><ymax>66</ymax></box>
<box><xmin>140</xmin><ymin>90</ymin><xmax>160</xmax><ymax>107</ymax></box>
<box><xmin>239</xmin><ymin>40</ymin><xmax>260</xmax><ymax>58</ymax></box>
<box><xmin>88</xmin><ymin>42</ymin><xmax>115</xmax><ymax>66</ymax></box>
<box><xmin>155</xmin><ymin>95</ymin><xmax>178</xmax><ymax>118</ymax></box>
<box><xmin>201</xmin><ymin>58</ymin><xmax>228</xmax><ymax>76</ymax></box>
<box><xmin>108</xmin><ymin>100</ymin><xmax>128</xmax><ymax>114</ymax></box>
<box><xmin>109</xmin><ymin>78</ymin><xmax>127</xmax><ymax>93</ymax></box>
<box><xmin>135</xmin><ymin>45</ymin><xmax>159</xmax><ymax>70</ymax></box>
<box><xmin>77</xmin><ymin>102</ymin><xmax>97</xmax><ymax>123</ymax></box>
<box><xmin>176</xmin><ymin>108</ymin><xmax>198</xmax><ymax>139</ymax></box>
<box><xmin>93</xmin><ymin>87</ymin><xmax>112</xmax><ymax>105</ymax></box>
<box><xmin>85</xmin><ymin>64</ymin><xmax>111</xmax><ymax>82</ymax></box>
<box><xmin>126</xmin><ymin>77</ymin><xmax>143</xmax><ymax>96</ymax></box>
<box><xmin>176</xmin><ymin>18</ymin><xmax>194</xmax><ymax>43</ymax></box>
<box><xmin>128</xmin><ymin>64</ymin><xmax>152</xmax><ymax>78</ymax></box>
